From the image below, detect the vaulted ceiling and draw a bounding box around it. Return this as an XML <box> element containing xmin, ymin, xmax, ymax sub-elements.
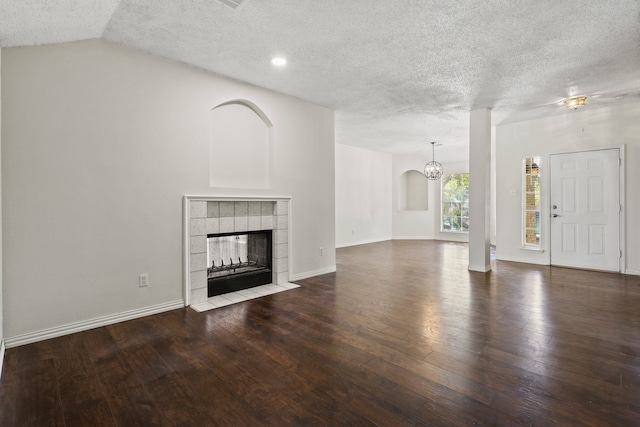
<box><xmin>1</xmin><ymin>0</ymin><xmax>639</xmax><ymax>163</ymax></box>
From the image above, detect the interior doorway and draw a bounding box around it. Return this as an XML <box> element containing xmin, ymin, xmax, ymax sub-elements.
<box><xmin>549</xmin><ymin>148</ymin><xmax>621</xmax><ymax>272</ymax></box>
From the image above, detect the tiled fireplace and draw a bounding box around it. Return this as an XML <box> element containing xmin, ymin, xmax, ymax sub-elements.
<box><xmin>185</xmin><ymin>197</ymin><xmax>290</xmax><ymax>307</ymax></box>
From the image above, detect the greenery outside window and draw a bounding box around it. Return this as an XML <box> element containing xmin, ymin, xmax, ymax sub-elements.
<box><xmin>523</xmin><ymin>157</ymin><xmax>541</xmax><ymax>248</ymax></box>
<box><xmin>441</xmin><ymin>173</ymin><xmax>469</xmax><ymax>232</ymax></box>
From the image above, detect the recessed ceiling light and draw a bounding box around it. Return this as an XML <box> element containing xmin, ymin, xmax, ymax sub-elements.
<box><xmin>271</xmin><ymin>57</ymin><xmax>287</xmax><ymax>67</ymax></box>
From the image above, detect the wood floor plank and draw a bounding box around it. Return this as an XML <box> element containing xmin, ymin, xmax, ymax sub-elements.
<box><xmin>50</xmin><ymin>333</ymin><xmax>116</xmax><ymax>427</ymax></box>
<box><xmin>212</xmin><ymin>295</ymin><xmax>509</xmax><ymax>426</ymax></box>
<box><xmin>108</xmin><ymin>318</ymin><xmax>221</xmax><ymax>426</ymax></box>
<box><xmin>83</xmin><ymin>327</ymin><xmax>166</xmax><ymax>426</ymax></box>
<box><xmin>0</xmin><ymin>346</ymin><xmax>19</xmax><ymax>426</ymax></box>
<box><xmin>219</xmin><ymin>306</ymin><xmax>423</xmax><ymax>425</ymax></box>
<box><xmin>12</xmin><ymin>341</ymin><xmax>65</xmax><ymax>427</ymax></box>
<box><xmin>1</xmin><ymin>240</ymin><xmax>639</xmax><ymax>425</ymax></box>
<box><xmin>146</xmin><ymin>319</ymin><xmax>283</xmax><ymax>425</ymax></box>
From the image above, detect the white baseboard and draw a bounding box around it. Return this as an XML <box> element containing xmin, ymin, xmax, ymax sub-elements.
<box><xmin>468</xmin><ymin>264</ymin><xmax>492</xmax><ymax>272</ymax></box>
<box><xmin>290</xmin><ymin>266</ymin><xmax>337</xmax><ymax>282</ymax></box>
<box><xmin>391</xmin><ymin>236</ymin><xmax>435</xmax><ymax>241</ymax></box>
<box><xmin>5</xmin><ymin>300</ymin><xmax>184</xmax><ymax>349</ymax></box>
<box><xmin>0</xmin><ymin>339</ymin><xmax>5</xmax><ymax>380</ymax></box>
<box><xmin>435</xmin><ymin>235</ymin><xmax>469</xmax><ymax>243</ymax></box>
<box><xmin>495</xmin><ymin>255</ymin><xmax>549</xmax><ymax>266</ymax></box>
<box><xmin>497</xmin><ymin>256</ymin><xmax>638</xmax><ymax>275</ymax></box>
<box><xmin>336</xmin><ymin>237</ymin><xmax>390</xmax><ymax>249</ymax></box>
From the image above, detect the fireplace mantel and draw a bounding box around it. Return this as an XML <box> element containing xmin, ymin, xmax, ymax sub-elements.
<box><xmin>183</xmin><ymin>195</ymin><xmax>292</xmax><ymax>307</ymax></box>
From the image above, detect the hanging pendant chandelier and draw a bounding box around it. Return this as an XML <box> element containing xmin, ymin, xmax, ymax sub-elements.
<box><xmin>424</xmin><ymin>141</ymin><xmax>443</xmax><ymax>180</ymax></box>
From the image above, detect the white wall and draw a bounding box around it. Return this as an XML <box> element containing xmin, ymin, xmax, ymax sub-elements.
<box><xmin>0</xmin><ymin>47</ymin><xmax>4</xmax><ymax>359</ymax></box>
<box><xmin>399</xmin><ymin>171</ymin><xmax>429</xmax><ymax>211</ymax></box>
<box><xmin>1</xmin><ymin>39</ymin><xmax>336</xmax><ymax>339</ymax></box>
<box><xmin>336</xmin><ymin>151</ymin><xmax>468</xmax><ymax>244</ymax></box>
<box><xmin>209</xmin><ymin>103</ymin><xmax>272</xmax><ymax>189</ymax></box>
<box><xmin>496</xmin><ymin>102</ymin><xmax>640</xmax><ymax>275</ymax></box>
<box><xmin>335</xmin><ymin>143</ymin><xmax>392</xmax><ymax>247</ymax></box>
<box><xmin>490</xmin><ymin>127</ymin><xmax>497</xmax><ymax>245</ymax></box>
<box><xmin>392</xmin><ymin>155</ymin><xmax>436</xmax><ymax>240</ymax></box>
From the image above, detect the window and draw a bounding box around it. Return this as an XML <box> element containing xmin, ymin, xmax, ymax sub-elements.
<box><xmin>523</xmin><ymin>157</ymin><xmax>541</xmax><ymax>248</ymax></box>
<box><xmin>441</xmin><ymin>173</ymin><xmax>469</xmax><ymax>232</ymax></box>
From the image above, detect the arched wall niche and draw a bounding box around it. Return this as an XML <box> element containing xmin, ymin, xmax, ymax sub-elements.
<box><xmin>209</xmin><ymin>99</ymin><xmax>273</xmax><ymax>189</ymax></box>
<box><xmin>399</xmin><ymin>170</ymin><xmax>428</xmax><ymax>211</ymax></box>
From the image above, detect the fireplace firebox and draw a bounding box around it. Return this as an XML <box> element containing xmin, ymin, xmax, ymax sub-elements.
<box><xmin>206</xmin><ymin>230</ymin><xmax>273</xmax><ymax>297</ymax></box>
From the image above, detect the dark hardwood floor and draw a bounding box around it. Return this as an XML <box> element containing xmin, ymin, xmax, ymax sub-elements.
<box><xmin>1</xmin><ymin>240</ymin><xmax>639</xmax><ymax>426</ymax></box>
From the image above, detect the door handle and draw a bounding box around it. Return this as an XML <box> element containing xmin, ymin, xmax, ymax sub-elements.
<box><xmin>552</xmin><ymin>213</ymin><xmax>560</xmax><ymax>218</ymax></box>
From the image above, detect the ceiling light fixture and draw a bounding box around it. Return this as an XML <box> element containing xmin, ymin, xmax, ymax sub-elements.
<box><xmin>271</xmin><ymin>57</ymin><xmax>287</xmax><ymax>67</ymax></box>
<box><xmin>424</xmin><ymin>141</ymin><xmax>443</xmax><ymax>180</ymax></box>
<box><xmin>565</xmin><ymin>96</ymin><xmax>587</xmax><ymax>109</ymax></box>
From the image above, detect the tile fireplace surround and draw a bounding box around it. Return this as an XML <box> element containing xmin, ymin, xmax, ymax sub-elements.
<box><xmin>183</xmin><ymin>196</ymin><xmax>292</xmax><ymax>308</ymax></box>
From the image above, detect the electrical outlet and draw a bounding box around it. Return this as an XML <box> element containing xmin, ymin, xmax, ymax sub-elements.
<box><xmin>139</xmin><ymin>273</ymin><xmax>148</xmax><ymax>287</ymax></box>
<box><xmin>319</xmin><ymin>247</ymin><xmax>324</xmax><ymax>256</ymax></box>
<box><xmin>509</xmin><ymin>189</ymin><xmax>518</xmax><ymax>196</ymax></box>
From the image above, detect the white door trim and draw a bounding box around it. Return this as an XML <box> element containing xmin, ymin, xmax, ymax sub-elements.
<box><xmin>546</xmin><ymin>145</ymin><xmax>625</xmax><ymax>273</ymax></box>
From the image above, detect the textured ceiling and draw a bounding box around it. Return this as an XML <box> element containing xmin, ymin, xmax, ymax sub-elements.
<box><xmin>1</xmin><ymin>0</ymin><xmax>639</xmax><ymax>163</ymax></box>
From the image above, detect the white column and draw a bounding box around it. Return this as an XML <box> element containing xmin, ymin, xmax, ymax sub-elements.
<box><xmin>468</xmin><ymin>108</ymin><xmax>492</xmax><ymax>272</ymax></box>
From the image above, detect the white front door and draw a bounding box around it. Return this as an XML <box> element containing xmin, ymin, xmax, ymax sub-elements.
<box><xmin>549</xmin><ymin>149</ymin><xmax>620</xmax><ymax>271</ymax></box>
